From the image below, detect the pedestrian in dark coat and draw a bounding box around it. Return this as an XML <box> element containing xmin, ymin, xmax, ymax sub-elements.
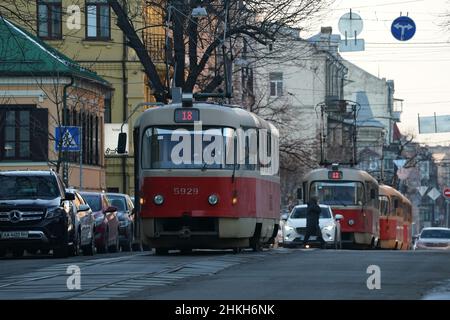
<box><xmin>303</xmin><ymin>196</ymin><xmax>326</xmax><ymax>248</ymax></box>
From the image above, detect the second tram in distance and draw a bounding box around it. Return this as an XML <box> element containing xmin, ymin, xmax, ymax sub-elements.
<box><xmin>301</xmin><ymin>165</ymin><xmax>412</xmax><ymax>249</ymax></box>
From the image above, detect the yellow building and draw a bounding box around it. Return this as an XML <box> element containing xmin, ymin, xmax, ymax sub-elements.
<box><xmin>1</xmin><ymin>0</ymin><xmax>167</xmax><ymax>194</ymax></box>
<box><xmin>0</xmin><ymin>16</ymin><xmax>111</xmax><ymax>190</ymax></box>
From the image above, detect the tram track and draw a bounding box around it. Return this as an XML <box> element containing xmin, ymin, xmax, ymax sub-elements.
<box><xmin>0</xmin><ymin>248</ymin><xmax>294</xmax><ymax>299</ymax></box>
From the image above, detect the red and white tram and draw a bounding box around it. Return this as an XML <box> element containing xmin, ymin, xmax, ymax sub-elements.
<box><xmin>301</xmin><ymin>166</ymin><xmax>380</xmax><ymax>248</ymax></box>
<box><xmin>379</xmin><ymin>184</ymin><xmax>412</xmax><ymax>250</ymax></box>
<box><xmin>129</xmin><ymin>102</ymin><xmax>280</xmax><ymax>254</ymax></box>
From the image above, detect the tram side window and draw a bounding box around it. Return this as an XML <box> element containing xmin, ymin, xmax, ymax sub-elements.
<box><xmin>379</xmin><ymin>195</ymin><xmax>389</xmax><ymax>216</ymax></box>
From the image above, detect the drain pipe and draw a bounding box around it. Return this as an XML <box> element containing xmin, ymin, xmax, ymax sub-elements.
<box><xmin>62</xmin><ymin>77</ymin><xmax>74</xmax><ymax>185</ymax></box>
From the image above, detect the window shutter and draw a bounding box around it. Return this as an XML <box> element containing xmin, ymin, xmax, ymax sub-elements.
<box><xmin>31</xmin><ymin>108</ymin><xmax>49</xmax><ymax>162</ymax></box>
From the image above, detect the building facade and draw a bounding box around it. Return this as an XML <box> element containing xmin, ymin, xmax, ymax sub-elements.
<box><xmin>0</xmin><ymin>16</ymin><xmax>111</xmax><ymax>190</ymax></box>
<box><xmin>1</xmin><ymin>0</ymin><xmax>168</xmax><ymax>194</ymax></box>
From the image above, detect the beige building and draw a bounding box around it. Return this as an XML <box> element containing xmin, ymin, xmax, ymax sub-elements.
<box><xmin>1</xmin><ymin>0</ymin><xmax>169</xmax><ymax>194</ymax></box>
<box><xmin>0</xmin><ymin>16</ymin><xmax>111</xmax><ymax>190</ymax></box>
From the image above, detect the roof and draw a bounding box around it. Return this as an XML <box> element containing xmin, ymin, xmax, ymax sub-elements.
<box><xmin>134</xmin><ymin>103</ymin><xmax>279</xmax><ymax>135</ymax></box>
<box><xmin>0</xmin><ymin>16</ymin><xmax>110</xmax><ymax>87</ymax></box>
<box><xmin>0</xmin><ymin>170</ymin><xmax>55</xmax><ymax>176</ymax></box>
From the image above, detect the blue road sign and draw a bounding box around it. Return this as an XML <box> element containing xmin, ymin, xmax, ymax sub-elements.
<box><xmin>391</xmin><ymin>16</ymin><xmax>416</xmax><ymax>41</ymax></box>
<box><xmin>55</xmin><ymin>126</ymin><xmax>81</xmax><ymax>152</ymax></box>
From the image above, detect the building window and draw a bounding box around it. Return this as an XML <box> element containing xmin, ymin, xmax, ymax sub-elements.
<box><xmin>37</xmin><ymin>0</ymin><xmax>62</xmax><ymax>39</ymax></box>
<box><xmin>269</xmin><ymin>72</ymin><xmax>283</xmax><ymax>97</ymax></box>
<box><xmin>86</xmin><ymin>0</ymin><xmax>111</xmax><ymax>40</ymax></box>
<box><xmin>0</xmin><ymin>106</ymin><xmax>48</xmax><ymax>161</ymax></box>
<box><xmin>104</xmin><ymin>91</ymin><xmax>112</xmax><ymax>123</ymax></box>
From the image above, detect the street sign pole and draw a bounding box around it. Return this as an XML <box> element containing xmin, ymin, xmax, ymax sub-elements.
<box><xmin>79</xmin><ymin>126</ymin><xmax>83</xmax><ymax>191</ymax></box>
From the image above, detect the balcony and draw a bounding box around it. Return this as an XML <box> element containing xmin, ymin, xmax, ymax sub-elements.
<box><xmin>143</xmin><ymin>33</ymin><xmax>172</xmax><ymax>64</ymax></box>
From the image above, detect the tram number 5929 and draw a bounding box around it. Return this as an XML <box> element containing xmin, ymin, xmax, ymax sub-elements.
<box><xmin>173</xmin><ymin>187</ymin><xmax>199</xmax><ymax>195</ymax></box>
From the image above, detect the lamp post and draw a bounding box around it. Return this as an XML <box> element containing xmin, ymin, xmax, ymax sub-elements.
<box><xmin>164</xmin><ymin>1</ymin><xmax>231</xmax><ymax>100</ymax></box>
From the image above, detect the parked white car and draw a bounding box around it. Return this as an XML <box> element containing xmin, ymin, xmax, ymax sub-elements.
<box><xmin>414</xmin><ymin>227</ymin><xmax>450</xmax><ymax>250</ymax></box>
<box><xmin>282</xmin><ymin>204</ymin><xmax>343</xmax><ymax>249</ymax></box>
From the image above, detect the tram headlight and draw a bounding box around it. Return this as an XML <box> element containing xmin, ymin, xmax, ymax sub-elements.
<box><xmin>348</xmin><ymin>219</ymin><xmax>355</xmax><ymax>226</ymax></box>
<box><xmin>208</xmin><ymin>194</ymin><xmax>219</xmax><ymax>205</ymax></box>
<box><xmin>153</xmin><ymin>194</ymin><xmax>164</xmax><ymax>205</ymax></box>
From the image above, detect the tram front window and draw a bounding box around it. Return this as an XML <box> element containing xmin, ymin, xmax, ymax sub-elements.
<box><xmin>310</xmin><ymin>182</ymin><xmax>364</xmax><ymax>206</ymax></box>
<box><xmin>142</xmin><ymin>127</ymin><xmax>236</xmax><ymax>169</ymax></box>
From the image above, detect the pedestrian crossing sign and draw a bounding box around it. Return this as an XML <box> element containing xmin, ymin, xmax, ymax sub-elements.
<box><xmin>55</xmin><ymin>126</ymin><xmax>81</xmax><ymax>152</ymax></box>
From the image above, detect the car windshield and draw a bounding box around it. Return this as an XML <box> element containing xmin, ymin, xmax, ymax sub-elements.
<box><xmin>107</xmin><ymin>195</ymin><xmax>127</xmax><ymax>212</ymax></box>
<box><xmin>421</xmin><ymin>229</ymin><xmax>450</xmax><ymax>239</ymax></box>
<box><xmin>290</xmin><ymin>207</ymin><xmax>331</xmax><ymax>219</ymax></box>
<box><xmin>310</xmin><ymin>181</ymin><xmax>364</xmax><ymax>206</ymax></box>
<box><xmin>0</xmin><ymin>175</ymin><xmax>59</xmax><ymax>199</ymax></box>
<box><xmin>81</xmin><ymin>194</ymin><xmax>102</xmax><ymax>212</ymax></box>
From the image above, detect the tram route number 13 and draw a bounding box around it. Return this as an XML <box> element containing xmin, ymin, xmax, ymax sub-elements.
<box><xmin>174</xmin><ymin>108</ymin><xmax>200</xmax><ymax>123</ymax></box>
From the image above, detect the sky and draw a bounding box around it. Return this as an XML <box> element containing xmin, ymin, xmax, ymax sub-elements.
<box><xmin>305</xmin><ymin>0</ymin><xmax>450</xmax><ymax>146</ymax></box>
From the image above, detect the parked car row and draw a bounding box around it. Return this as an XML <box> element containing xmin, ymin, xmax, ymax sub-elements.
<box><xmin>0</xmin><ymin>170</ymin><xmax>144</xmax><ymax>258</ymax></box>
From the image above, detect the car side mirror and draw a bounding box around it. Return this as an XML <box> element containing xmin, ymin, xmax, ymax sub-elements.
<box><xmin>64</xmin><ymin>192</ymin><xmax>75</xmax><ymax>201</ymax></box>
<box><xmin>117</xmin><ymin>132</ymin><xmax>127</xmax><ymax>154</ymax></box>
<box><xmin>104</xmin><ymin>206</ymin><xmax>117</xmax><ymax>213</ymax></box>
<box><xmin>335</xmin><ymin>214</ymin><xmax>344</xmax><ymax>221</ymax></box>
<box><xmin>281</xmin><ymin>213</ymin><xmax>288</xmax><ymax>221</ymax></box>
<box><xmin>78</xmin><ymin>204</ymin><xmax>90</xmax><ymax>212</ymax></box>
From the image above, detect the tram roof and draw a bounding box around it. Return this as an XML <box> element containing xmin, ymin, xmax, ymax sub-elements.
<box><xmin>302</xmin><ymin>167</ymin><xmax>379</xmax><ymax>184</ymax></box>
<box><xmin>134</xmin><ymin>102</ymin><xmax>278</xmax><ymax>134</ymax></box>
<box><xmin>379</xmin><ymin>184</ymin><xmax>412</xmax><ymax>206</ymax></box>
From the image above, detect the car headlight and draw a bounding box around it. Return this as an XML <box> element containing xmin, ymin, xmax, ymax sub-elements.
<box><xmin>154</xmin><ymin>195</ymin><xmax>164</xmax><ymax>205</ymax></box>
<box><xmin>45</xmin><ymin>207</ymin><xmax>63</xmax><ymax>219</ymax></box>
<box><xmin>284</xmin><ymin>224</ymin><xmax>294</xmax><ymax>232</ymax></box>
<box><xmin>322</xmin><ymin>225</ymin><xmax>334</xmax><ymax>231</ymax></box>
<box><xmin>208</xmin><ymin>194</ymin><xmax>219</xmax><ymax>205</ymax></box>
<box><xmin>416</xmin><ymin>241</ymin><xmax>426</xmax><ymax>249</ymax></box>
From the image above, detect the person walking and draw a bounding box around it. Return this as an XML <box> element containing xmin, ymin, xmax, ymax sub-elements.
<box><xmin>303</xmin><ymin>196</ymin><xmax>326</xmax><ymax>249</ymax></box>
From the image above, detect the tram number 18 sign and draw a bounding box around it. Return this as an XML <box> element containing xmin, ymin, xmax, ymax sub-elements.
<box><xmin>444</xmin><ymin>188</ymin><xmax>450</xmax><ymax>199</ymax></box>
<box><xmin>328</xmin><ymin>171</ymin><xmax>343</xmax><ymax>180</ymax></box>
<box><xmin>174</xmin><ymin>108</ymin><xmax>200</xmax><ymax>123</ymax></box>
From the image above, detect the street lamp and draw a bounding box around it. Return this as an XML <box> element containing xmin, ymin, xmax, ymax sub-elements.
<box><xmin>165</xmin><ymin>1</ymin><xmax>232</xmax><ymax>99</ymax></box>
<box><xmin>191</xmin><ymin>6</ymin><xmax>208</xmax><ymax>18</ymax></box>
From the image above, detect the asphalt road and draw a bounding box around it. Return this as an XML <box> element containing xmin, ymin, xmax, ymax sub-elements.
<box><xmin>1</xmin><ymin>248</ymin><xmax>450</xmax><ymax>300</ymax></box>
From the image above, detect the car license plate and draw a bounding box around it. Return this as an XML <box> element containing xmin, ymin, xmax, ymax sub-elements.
<box><xmin>0</xmin><ymin>231</ymin><xmax>29</xmax><ymax>239</ymax></box>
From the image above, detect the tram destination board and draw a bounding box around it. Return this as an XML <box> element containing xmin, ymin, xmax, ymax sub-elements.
<box><xmin>328</xmin><ymin>171</ymin><xmax>343</xmax><ymax>180</ymax></box>
<box><xmin>174</xmin><ymin>108</ymin><xmax>200</xmax><ymax>123</ymax></box>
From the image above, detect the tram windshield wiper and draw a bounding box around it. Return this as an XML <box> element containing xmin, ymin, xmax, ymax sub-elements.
<box><xmin>201</xmin><ymin>162</ymin><xmax>208</xmax><ymax>172</ymax></box>
<box><xmin>231</xmin><ymin>161</ymin><xmax>236</xmax><ymax>183</ymax></box>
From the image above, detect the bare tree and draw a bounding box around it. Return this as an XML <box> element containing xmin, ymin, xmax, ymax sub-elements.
<box><xmin>107</xmin><ymin>0</ymin><xmax>332</xmax><ymax>102</ymax></box>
